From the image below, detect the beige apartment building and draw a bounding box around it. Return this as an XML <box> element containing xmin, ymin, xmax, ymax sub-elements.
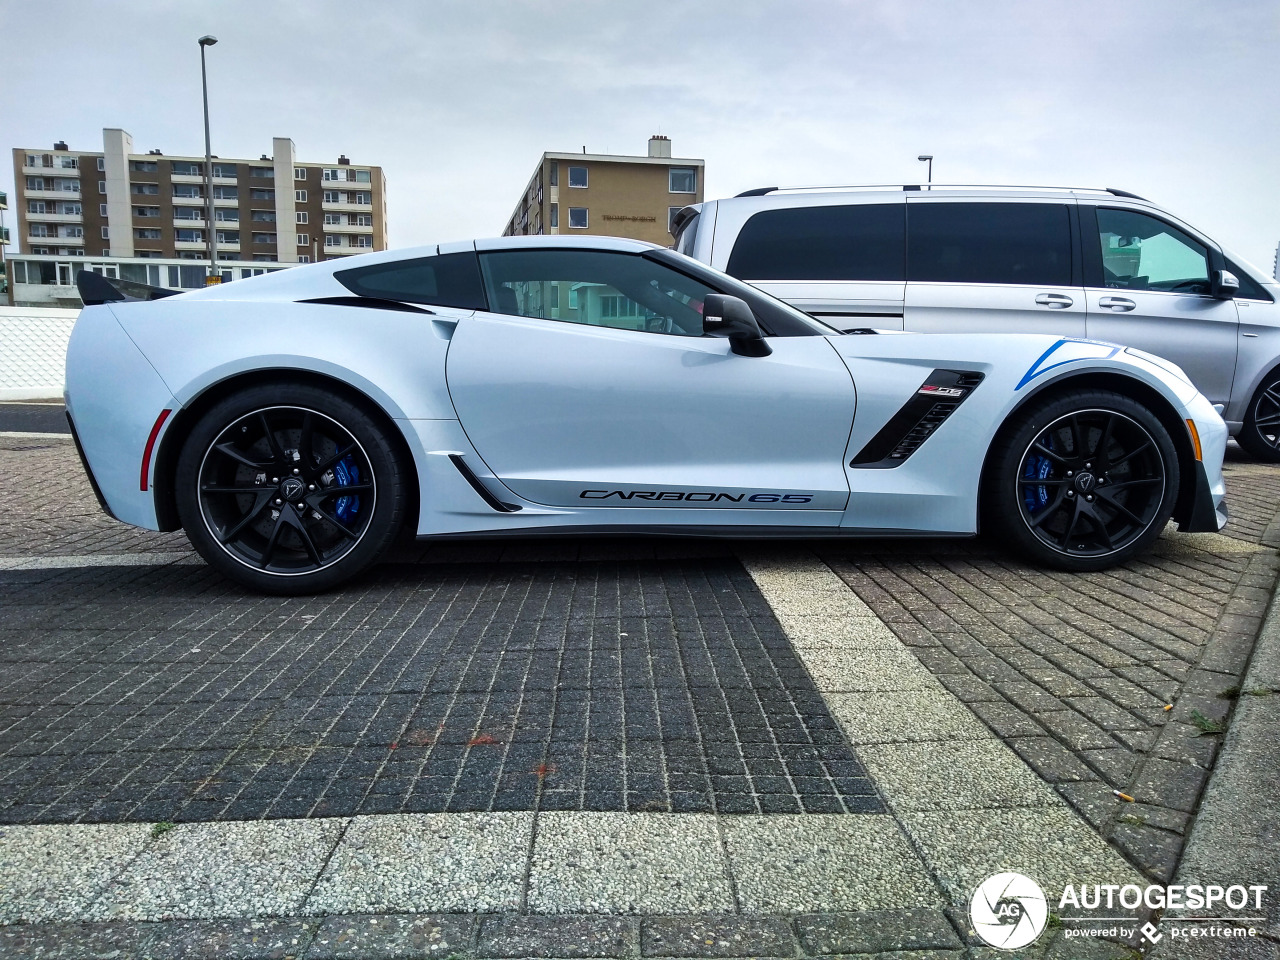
<box><xmin>12</xmin><ymin>129</ymin><xmax>387</xmax><ymax>266</ymax></box>
<box><xmin>503</xmin><ymin>136</ymin><xmax>704</xmax><ymax>246</ymax></box>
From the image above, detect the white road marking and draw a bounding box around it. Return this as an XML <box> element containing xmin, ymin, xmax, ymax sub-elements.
<box><xmin>0</xmin><ymin>552</ymin><xmax>200</xmax><ymax>571</ymax></box>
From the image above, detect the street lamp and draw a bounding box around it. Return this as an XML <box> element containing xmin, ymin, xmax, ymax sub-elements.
<box><xmin>917</xmin><ymin>155</ymin><xmax>933</xmax><ymax>189</ymax></box>
<box><xmin>198</xmin><ymin>35</ymin><xmax>219</xmax><ymax>284</ymax></box>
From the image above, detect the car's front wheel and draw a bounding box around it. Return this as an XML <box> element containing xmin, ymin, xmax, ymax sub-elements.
<box><xmin>984</xmin><ymin>390</ymin><xmax>1180</xmax><ymax>571</ymax></box>
<box><xmin>1237</xmin><ymin>371</ymin><xmax>1280</xmax><ymax>463</ymax></box>
<box><xmin>175</xmin><ymin>383</ymin><xmax>409</xmax><ymax>593</ymax></box>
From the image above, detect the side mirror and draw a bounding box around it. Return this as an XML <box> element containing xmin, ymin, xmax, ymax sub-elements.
<box><xmin>1213</xmin><ymin>269</ymin><xmax>1239</xmax><ymax>300</ymax></box>
<box><xmin>702</xmin><ymin>294</ymin><xmax>771</xmax><ymax>357</ymax></box>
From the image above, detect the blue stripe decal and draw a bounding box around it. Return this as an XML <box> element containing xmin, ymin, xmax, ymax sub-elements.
<box><xmin>1015</xmin><ymin>338</ymin><xmax>1122</xmax><ymax>391</ymax></box>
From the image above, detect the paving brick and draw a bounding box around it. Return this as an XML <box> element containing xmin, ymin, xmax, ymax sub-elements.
<box><xmin>641</xmin><ymin>915</ymin><xmax>796</xmax><ymax>957</ymax></box>
<box><xmin>480</xmin><ymin>915</ymin><xmax>636</xmax><ymax>957</ymax></box>
<box><xmin>1005</xmin><ymin>736</ymin><xmax>1096</xmax><ymax>783</ymax></box>
<box><xmin>795</xmin><ymin>907</ymin><xmax>961</xmax><ymax>954</ymax></box>
<box><xmin>305</xmin><ymin>914</ymin><xmax>475</xmax><ymax>959</ymax></box>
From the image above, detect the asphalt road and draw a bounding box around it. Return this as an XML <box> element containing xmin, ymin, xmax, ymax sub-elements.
<box><xmin>0</xmin><ymin>401</ymin><xmax>69</xmax><ymax>434</ymax></box>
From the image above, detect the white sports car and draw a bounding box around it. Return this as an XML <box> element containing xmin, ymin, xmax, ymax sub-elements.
<box><xmin>67</xmin><ymin>236</ymin><xmax>1228</xmax><ymax>593</ymax></box>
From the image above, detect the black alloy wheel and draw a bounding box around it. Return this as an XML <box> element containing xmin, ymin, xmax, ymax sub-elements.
<box><xmin>1239</xmin><ymin>372</ymin><xmax>1280</xmax><ymax>463</ymax></box>
<box><xmin>985</xmin><ymin>390</ymin><xmax>1180</xmax><ymax>571</ymax></box>
<box><xmin>176</xmin><ymin>385</ymin><xmax>407</xmax><ymax>593</ymax></box>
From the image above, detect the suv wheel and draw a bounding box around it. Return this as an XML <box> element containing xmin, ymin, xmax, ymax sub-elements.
<box><xmin>175</xmin><ymin>384</ymin><xmax>408</xmax><ymax>594</ymax></box>
<box><xmin>984</xmin><ymin>390</ymin><xmax>1179</xmax><ymax>571</ymax></box>
<box><xmin>1238</xmin><ymin>372</ymin><xmax>1280</xmax><ymax>463</ymax></box>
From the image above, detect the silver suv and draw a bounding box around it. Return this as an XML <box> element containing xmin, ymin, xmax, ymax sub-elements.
<box><xmin>673</xmin><ymin>185</ymin><xmax>1280</xmax><ymax>461</ymax></box>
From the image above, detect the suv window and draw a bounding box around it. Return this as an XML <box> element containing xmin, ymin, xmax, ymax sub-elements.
<box><xmin>478</xmin><ymin>249</ymin><xmax>714</xmax><ymax>336</ymax></box>
<box><xmin>336</xmin><ymin>252</ymin><xmax>487</xmax><ymax>309</ymax></box>
<box><xmin>908</xmin><ymin>202</ymin><xmax>1071</xmax><ymax>286</ymax></box>
<box><xmin>1095</xmin><ymin>208</ymin><xmax>1209</xmax><ymax>294</ymax></box>
<box><xmin>726</xmin><ymin>203</ymin><xmax>905</xmax><ymax>281</ymax></box>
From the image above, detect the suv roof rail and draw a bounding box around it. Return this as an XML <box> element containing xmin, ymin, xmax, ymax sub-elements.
<box><xmin>732</xmin><ymin>183</ymin><xmax>1153</xmax><ymax>201</ymax></box>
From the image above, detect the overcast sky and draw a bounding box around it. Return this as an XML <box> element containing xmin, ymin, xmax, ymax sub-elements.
<box><xmin>2</xmin><ymin>0</ymin><xmax>1277</xmax><ymax>271</ymax></box>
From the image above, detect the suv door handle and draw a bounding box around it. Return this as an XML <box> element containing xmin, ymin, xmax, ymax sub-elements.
<box><xmin>1098</xmin><ymin>296</ymin><xmax>1137</xmax><ymax>312</ymax></box>
<box><xmin>1034</xmin><ymin>293</ymin><xmax>1074</xmax><ymax>308</ymax></box>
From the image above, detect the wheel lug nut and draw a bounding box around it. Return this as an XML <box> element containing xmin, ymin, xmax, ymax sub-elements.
<box><xmin>308</xmin><ymin>484</ymin><xmax>315</xmax><ymax>491</ymax></box>
<box><xmin>1067</xmin><ymin>490</ymin><xmax>1075</xmax><ymax>497</ymax></box>
<box><xmin>275</xmin><ymin>498</ymin><xmax>282</xmax><ymax>505</ymax></box>
<box><xmin>272</xmin><ymin>477</ymin><xmax>279</xmax><ymax>483</ymax></box>
<box><xmin>1086</xmin><ymin>495</ymin><xmax>1094</xmax><ymax>501</ymax></box>
<box><xmin>293</xmin><ymin>469</ymin><xmax>300</xmax><ymax>475</ymax></box>
<box><xmin>1067</xmin><ymin>471</ymin><xmax>1074</xmax><ymax>477</ymax></box>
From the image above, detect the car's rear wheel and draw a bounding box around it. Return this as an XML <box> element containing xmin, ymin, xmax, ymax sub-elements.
<box><xmin>1237</xmin><ymin>371</ymin><xmax>1280</xmax><ymax>463</ymax></box>
<box><xmin>175</xmin><ymin>384</ymin><xmax>408</xmax><ymax>593</ymax></box>
<box><xmin>984</xmin><ymin>390</ymin><xmax>1180</xmax><ymax>571</ymax></box>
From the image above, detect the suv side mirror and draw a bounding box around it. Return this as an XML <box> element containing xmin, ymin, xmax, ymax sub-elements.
<box><xmin>702</xmin><ymin>294</ymin><xmax>771</xmax><ymax>357</ymax></box>
<box><xmin>1213</xmin><ymin>269</ymin><xmax>1239</xmax><ymax>300</ymax></box>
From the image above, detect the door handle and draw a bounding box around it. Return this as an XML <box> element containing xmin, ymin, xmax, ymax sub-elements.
<box><xmin>1098</xmin><ymin>296</ymin><xmax>1136</xmax><ymax>312</ymax></box>
<box><xmin>1034</xmin><ymin>293</ymin><xmax>1073</xmax><ymax>308</ymax></box>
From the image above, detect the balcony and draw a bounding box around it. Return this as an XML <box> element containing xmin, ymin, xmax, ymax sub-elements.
<box><xmin>173</xmin><ymin>218</ymin><xmax>207</xmax><ymax>228</ymax></box>
<box><xmin>323</xmin><ymin>221</ymin><xmax>375</xmax><ymax>235</ymax></box>
<box><xmin>216</xmin><ymin>242</ymin><xmax>241</xmax><ymax>253</ymax></box>
<box><xmin>213</xmin><ymin>197</ymin><xmax>239</xmax><ymax>207</ymax></box>
<box><xmin>25</xmin><ymin>211</ymin><xmax>83</xmax><ymax>223</ymax></box>
<box><xmin>321</xmin><ymin>200</ymin><xmax>373</xmax><ymax>214</ymax></box>
<box><xmin>174</xmin><ymin>240</ymin><xmax>207</xmax><ymax>251</ymax></box>
<box><xmin>23</xmin><ymin>188</ymin><xmax>81</xmax><ymax>200</ymax></box>
<box><xmin>321</xmin><ymin>245</ymin><xmax>363</xmax><ymax>256</ymax></box>
<box><xmin>170</xmin><ymin>173</ymin><xmax>207</xmax><ymax>184</ymax></box>
<box><xmin>23</xmin><ymin>164</ymin><xmax>79</xmax><ymax>177</ymax></box>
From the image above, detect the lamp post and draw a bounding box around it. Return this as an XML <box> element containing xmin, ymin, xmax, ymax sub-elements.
<box><xmin>917</xmin><ymin>155</ymin><xmax>933</xmax><ymax>190</ymax></box>
<box><xmin>198</xmin><ymin>35</ymin><xmax>219</xmax><ymax>284</ymax></box>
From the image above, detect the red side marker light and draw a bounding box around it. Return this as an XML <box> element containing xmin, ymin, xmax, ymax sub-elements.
<box><xmin>140</xmin><ymin>409</ymin><xmax>172</xmax><ymax>492</ymax></box>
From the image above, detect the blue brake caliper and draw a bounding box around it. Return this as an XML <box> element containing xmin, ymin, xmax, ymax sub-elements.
<box><xmin>333</xmin><ymin>456</ymin><xmax>361</xmax><ymax>523</ymax></box>
<box><xmin>1023</xmin><ymin>433</ymin><xmax>1054</xmax><ymax>514</ymax></box>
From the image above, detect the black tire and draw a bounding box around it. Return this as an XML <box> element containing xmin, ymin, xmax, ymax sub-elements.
<box><xmin>983</xmin><ymin>389</ymin><xmax>1180</xmax><ymax>571</ymax></box>
<box><xmin>1237</xmin><ymin>371</ymin><xmax>1280</xmax><ymax>463</ymax></box>
<box><xmin>175</xmin><ymin>383</ymin><xmax>408</xmax><ymax>594</ymax></box>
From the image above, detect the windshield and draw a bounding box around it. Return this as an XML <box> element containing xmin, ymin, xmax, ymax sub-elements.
<box><xmin>643</xmin><ymin>248</ymin><xmax>840</xmax><ymax>337</ymax></box>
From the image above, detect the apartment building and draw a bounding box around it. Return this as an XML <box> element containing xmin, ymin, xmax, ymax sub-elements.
<box><xmin>503</xmin><ymin>136</ymin><xmax>704</xmax><ymax>246</ymax></box>
<box><xmin>12</xmin><ymin>129</ymin><xmax>388</xmax><ymax>266</ymax></box>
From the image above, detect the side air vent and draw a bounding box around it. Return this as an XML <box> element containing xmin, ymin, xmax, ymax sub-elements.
<box><xmin>850</xmin><ymin>369</ymin><xmax>985</xmax><ymax>468</ymax></box>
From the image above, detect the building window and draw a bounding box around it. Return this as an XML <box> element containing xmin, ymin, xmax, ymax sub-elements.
<box><xmin>100</xmin><ymin>203</ymin><xmax>109</xmax><ymax>216</ymax></box>
<box><xmin>135</xmin><ymin>228</ymin><xmax>162</xmax><ymax>240</ymax></box>
<box><xmin>295</xmin><ymin>189</ymin><xmax>307</xmax><ymax>202</ymax></box>
<box><xmin>28</xmin><ymin>200</ymin><xmax>47</xmax><ymax>214</ymax></box>
<box><xmin>568</xmin><ymin>207</ymin><xmax>588</xmax><ymax>229</ymax></box>
<box><xmin>174</xmin><ymin>207</ymin><xmax>203</xmax><ymax>220</ymax></box>
<box><xmin>171</xmin><ymin>161</ymin><xmax>202</xmax><ymax>176</ymax></box>
<box><xmin>354</xmin><ymin>192</ymin><xmax>371</xmax><ymax>205</ymax></box>
<box><xmin>175</xmin><ymin>229</ymin><xmax>204</xmax><ymax>243</ymax></box>
<box><xmin>323</xmin><ymin>191</ymin><xmax>340</xmax><ymax>204</ymax></box>
<box><xmin>97</xmin><ymin>157</ymin><xmax>105</xmax><ymax>171</ymax></box>
<box><xmin>216</xmin><ymin>231</ymin><xmax>240</xmax><ymax>244</ymax></box>
<box><xmin>30</xmin><ymin>224</ymin><xmax>49</xmax><ymax>237</ymax></box>
<box><xmin>58</xmin><ymin>202</ymin><xmax>82</xmax><ymax>215</ymax></box>
<box><xmin>549</xmin><ymin>203</ymin><xmax>558</xmax><ymax>228</ymax></box>
<box><xmin>99</xmin><ymin>181</ymin><xmax>106</xmax><ymax>194</ymax></box>
<box><xmin>250</xmin><ymin>167</ymin><xmax>274</xmax><ymax>178</ymax></box>
<box><xmin>25</xmin><ymin>176</ymin><xmax>44</xmax><ymax>190</ymax></box>
<box><xmin>298</xmin><ymin>255</ymin><xmax>311</xmax><ymax>263</ymax></box>
<box><xmin>134</xmin><ymin>206</ymin><xmax>161</xmax><ymax>217</ymax></box>
<box><xmin>252</xmin><ymin>255</ymin><xmax>275</xmax><ymax>262</ymax></box>
<box><xmin>212</xmin><ymin>163</ymin><xmax>237</xmax><ymax>178</ymax></box>
<box><xmin>294</xmin><ymin>167</ymin><xmax>307</xmax><ymax>180</ymax></box>
<box><xmin>296</xmin><ymin>211</ymin><xmax>308</xmax><ymax>223</ymax></box>
<box><xmin>354</xmin><ymin>170</ymin><xmax>371</xmax><ymax>183</ymax></box>
<box><xmin>250</xmin><ymin>188</ymin><xmax>275</xmax><ymax>200</ymax></box>
<box><xmin>101</xmin><ymin>227</ymin><xmax>110</xmax><ymax>239</ymax></box>
<box><xmin>251</xmin><ymin>232</ymin><xmax>277</xmax><ymax>244</ymax></box>
<box><xmin>355</xmin><ymin>236</ymin><xmax>372</xmax><ymax>248</ymax></box>
<box><xmin>297</xmin><ymin>234</ymin><xmax>309</xmax><ymax>245</ymax></box>
<box><xmin>214</xmin><ymin>186</ymin><xmax>238</xmax><ymax>200</ymax></box>
<box><xmin>356</xmin><ymin>214</ymin><xmax>372</xmax><ymax>226</ymax></box>
<box><xmin>325</xmin><ymin>235</ymin><xmax>340</xmax><ymax>247</ymax></box>
<box><xmin>568</xmin><ymin>166</ymin><xmax>588</xmax><ymax>188</ymax></box>
<box><xmin>549</xmin><ymin>161</ymin><xmax>559</xmax><ymax>187</ymax></box>
<box><xmin>669</xmin><ymin>167</ymin><xmax>697</xmax><ymax>193</ymax></box>
<box><xmin>324</xmin><ymin>213</ymin><xmax>343</xmax><ymax>225</ymax></box>
<box><xmin>172</xmin><ymin>184</ymin><xmax>202</xmax><ymax>198</ymax></box>
<box><xmin>130</xmin><ymin>160</ymin><xmax>158</xmax><ymax>173</ymax></box>
<box><xmin>133</xmin><ymin>182</ymin><xmax>161</xmax><ymax>195</ymax></box>
<box><xmin>251</xmin><ymin>210</ymin><xmax>277</xmax><ymax>222</ymax></box>
<box><xmin>215</xmin><ymin>209</ymin><xmax>239</xmax><ymax>222</ymax></box>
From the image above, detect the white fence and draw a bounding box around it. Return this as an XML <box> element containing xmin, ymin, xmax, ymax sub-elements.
<box><xmin>0</xmin><ymin>307</ymin><xmax>80</xmax><ymax>400</ymax></box>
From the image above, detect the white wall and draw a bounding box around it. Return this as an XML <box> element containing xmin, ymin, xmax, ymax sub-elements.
<box><xmin>0</xmin><ymin>307</ymin><xmax>80</xmax><ymax>400</ymax></box>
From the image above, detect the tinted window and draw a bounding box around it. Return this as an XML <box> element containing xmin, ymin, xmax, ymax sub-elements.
<box><xmin>726</xmin><ymin>203</ymin><xmax>905</xmax><ymax>281</ymax></box>
<box><xmin>478</xmin><ymin>249</ymin><xmax>713</xmax><ymax>336</ymax></box>
<box><xmin>336</xmin><ymin>252</ymin><xmax>487</xmax><ymax>309</ymax></box>
<box><xmin>1226</xmin><ymin>259</ymin><xmax>1274</xmax><ymax>302</ymax></box>
<box><xmin>1095</xmin><ymin>208</ymin><xmax>1208</xmax><ymax>293</ymax></box>
<box><xmin>908</xmin><ymin>202</ymin><xmax>1071</xmax><ymax>286</ymax></box>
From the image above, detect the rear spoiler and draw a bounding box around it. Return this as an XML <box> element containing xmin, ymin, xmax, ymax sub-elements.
<box><xmin>76</xmin><ymin>270</ymin><xmax>182</xmax><ymax>306</ymax></box>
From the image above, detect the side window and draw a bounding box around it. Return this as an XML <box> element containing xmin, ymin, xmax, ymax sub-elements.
<box><xmin>908</xmin><ymin>202</ymin><xmax>1071</xmax><ymax>286</ymax></box>
<box><xmin>335</xmin><ymin>252</ymin><xmax>487</xmax><ymax>309</ymax></box>
<box><xmin>478</xmin><ymin>249</ymin><xmax>715</xmax><ymax>336</ymax></box>
<box><xmin>726</xmin><ymin>203</ymin><xmax>905</xmax><ymax>281</ymax></box>
<box><xmin>1095</xmin><ymin>209</ymin><xmax>1209</xmax><ymax>293</ymax></box>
